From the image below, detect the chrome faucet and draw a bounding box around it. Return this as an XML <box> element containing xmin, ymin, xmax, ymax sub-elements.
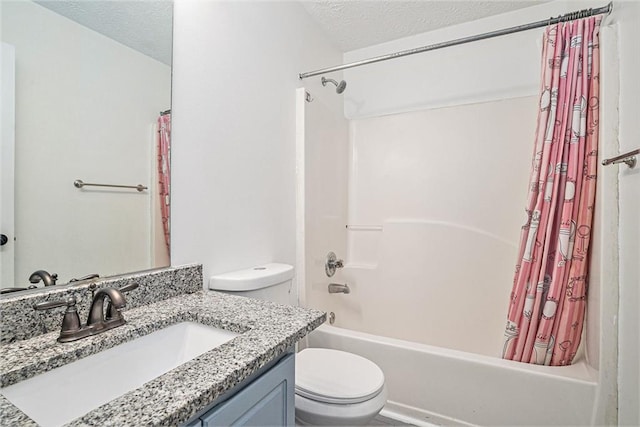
<box><xmin>29</xmin><ymin>270</ymin><xmax>58</xmax><ymax>286</ymax></box>
<box><xmin>33</xmin><ymin>285</ymin><xmax>136</xmax><ymax>343</ymax></box>
<box><xmin>328</xmin><ymin>283</ymin><xmax>350</xmax><ymax>294</ymax></box>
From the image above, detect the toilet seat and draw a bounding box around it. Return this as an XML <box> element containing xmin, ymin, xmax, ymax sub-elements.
<box><xmin>295</xmin><ymin>348</ymin><xmax>385</xmax><ymax>404</ymax></box>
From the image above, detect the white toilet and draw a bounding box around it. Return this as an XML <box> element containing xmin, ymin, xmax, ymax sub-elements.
<box><xmin>209</xmin><ymin>263</ymin><xmax>387</xmax><ymax>426</ymax></box>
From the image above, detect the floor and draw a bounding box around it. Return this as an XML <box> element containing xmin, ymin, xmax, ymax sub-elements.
<box><xmin>295</xmin><ymin>414</ymin><xmax>415</xmax><ymax>426</ymax></box>
<box><xmin>370</xmin><ymin>414</ymin><xmax>415</xmax><ymax>426</ymax></box>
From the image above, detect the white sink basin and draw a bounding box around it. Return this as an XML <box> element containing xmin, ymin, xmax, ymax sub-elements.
<box><xmin>1</xmin><ymin>322</ymin><xmax>239</xmax><ymax>427</ymax></box>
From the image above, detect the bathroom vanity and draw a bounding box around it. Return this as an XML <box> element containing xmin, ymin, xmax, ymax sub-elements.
<box><xmin>184</xmin><ymin>353</ymin><xmax>295</xmax><ymax>427</ymax></box>
<box><xmin>0</xmin><ymin>265</ymin><xmax>325</xmax><ymax>426</ymax></box>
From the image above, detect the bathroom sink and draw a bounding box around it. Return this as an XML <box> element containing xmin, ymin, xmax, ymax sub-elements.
<box><xmin>0</xmin><ymin>322</ymin><xmax>239</xmax><ymax>427</ymax></box>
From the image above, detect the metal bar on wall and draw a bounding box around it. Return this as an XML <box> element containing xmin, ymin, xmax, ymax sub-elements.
<box><xmin>298</xmin><ymin>2</ymin><xmax>613</xmax><ymax>80</ymax></box>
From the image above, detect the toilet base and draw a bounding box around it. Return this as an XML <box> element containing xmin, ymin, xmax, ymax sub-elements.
<box><xmin>294</xmin><ymin>385</ymin><xmax>387</xmax><ymax>426</ymax></box>
<box><xmin>295</xmin><ymin>414</ymin><xmax>378</xmax><ymax>426</ymax></box>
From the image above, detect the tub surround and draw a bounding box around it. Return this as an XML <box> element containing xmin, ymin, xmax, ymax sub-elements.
<box><xmin>0</xmin><ymin>267</ymin><xmax>326</xmax><ymax>426</ymax></box>
<box><xmin>1</xmin><ymin>264</ymin><xmax>202</xmax><ymax>344</ymax></box>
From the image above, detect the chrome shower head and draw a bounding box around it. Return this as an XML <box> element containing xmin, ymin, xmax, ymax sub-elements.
<box><xmin>321</xmin><ymin>77</ymin><xmax>347</xmax><ymax>94</ymax></box>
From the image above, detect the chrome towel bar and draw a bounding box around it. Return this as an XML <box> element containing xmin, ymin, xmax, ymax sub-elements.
<box><xmin>74</xmin><ymin>179</ymin><xmax>148</xmax><ymax>192</ymax></box>
<box><xmin>601</xmin><ymin>148</ymin><xmax>639</xmax><ymax>169</ymax></box>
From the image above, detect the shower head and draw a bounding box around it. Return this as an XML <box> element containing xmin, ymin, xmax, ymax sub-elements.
<box><xmin>321</xmin><ymin>77</ymin><xmax>347</xmax><ymax>94</ymax></box>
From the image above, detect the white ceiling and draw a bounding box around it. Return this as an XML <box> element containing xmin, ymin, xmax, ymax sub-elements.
<box><xmin>34</xmin><ymin>0</ymin><xmax>173</xmax><ymax>66</ymax></box>
<box><xmin>34</xmin><ymin>0</ymin><xmax>549</xmax><ymax>66</ymax></box>
<box><xmin>300</xmin><ymin>1</ymin><xmax>549</xmax><ymax>52</ymax></box>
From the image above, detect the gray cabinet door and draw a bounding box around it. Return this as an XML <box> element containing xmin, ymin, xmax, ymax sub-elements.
<box><xmin>183</xmin><ymin>419</ymin><xmax>202</xmax><ymax>427</ymax></box>
<box><xmin>201</xmin><ymin>354</ymin><xmax>295</xmax><ymax>426</ymax></box>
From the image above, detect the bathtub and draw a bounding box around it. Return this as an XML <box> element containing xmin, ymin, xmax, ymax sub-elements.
<box><xmin>307</xmin><ymin>323</ymin><xmax>599</xmax><ymax>426</ymax></box>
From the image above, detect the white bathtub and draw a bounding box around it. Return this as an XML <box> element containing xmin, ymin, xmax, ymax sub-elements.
<box><xmin>307</xmin><ymin>323</ymin><xmax>599</xmax><ymax>426</ymax></box>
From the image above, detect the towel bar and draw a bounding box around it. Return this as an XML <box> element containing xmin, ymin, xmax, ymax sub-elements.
<box><xmin>74</xmin><ymin>179</ymin><xmax>147</xmax><ymax>192</ymax></box>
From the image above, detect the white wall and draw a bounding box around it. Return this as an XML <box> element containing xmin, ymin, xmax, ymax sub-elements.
<box><xmin>588</xmin><ymin>22</ymin><xmax>621</xmax><ymax>424</ymax></box>
<box><xmin>343</xmin><ymin>0</ymin><xmax>614</xmax><ymax>119</ymax></box>
<box><xmin>296</xmin><ymin>88</ymin><xmax>349</xmax><ymax>312</ymax></box>
<box><xmin>331</xmin><ymin>97</ymin><xmax>535</xmax><ymax>357</ymax></box>
<box><xmin>1</xmin><ymin>43</ymin><xmax>16</xmax><ymax>287</ymax></box>
<box><xmin>171</xmin><ymin>0</ymin><xmax>342</xmax><ymax>285</ymax></box>
<box><xmin>615</xmin><ymin>2</ymin><xmax>640</xmax><ymax>425</ymax></box>
<box><xmin>1</xmin><ymin>1</ymin><xmax>171</xmax><ymax>286</ymax></box>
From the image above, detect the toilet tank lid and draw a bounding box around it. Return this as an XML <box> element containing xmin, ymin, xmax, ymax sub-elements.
<box><xmin>209</xmin><ymin>263</ymin><xmax>294</xmax><ymax>291</ymax></box>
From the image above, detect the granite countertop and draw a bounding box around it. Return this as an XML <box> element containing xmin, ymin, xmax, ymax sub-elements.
<box><xmin>0</xmin><ymin>291</ymin><xmax>326</xmax><ymax>426</ymax></box>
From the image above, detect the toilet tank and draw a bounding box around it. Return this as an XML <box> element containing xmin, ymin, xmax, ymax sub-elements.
<box><xmin>208</xmin><ymin>263</ymin><xmax>294</xmax><ymax>306</ymax></box>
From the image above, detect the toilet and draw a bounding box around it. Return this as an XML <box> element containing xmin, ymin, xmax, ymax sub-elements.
<box><xmin>209</xmin><ymin>263</ymin><xmax>387</xmax><ymax>426</ymax></box>
<box><xmin>295</xmin><ymin>347</ymin><xmax>387</xmax><ymax>425</ymax></box>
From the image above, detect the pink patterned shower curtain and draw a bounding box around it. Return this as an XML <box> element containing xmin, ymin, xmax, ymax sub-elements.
<box><xmin>158</xmin><ymin>113</ymin><xmax>171</xmax><ymax>254</ymax></box>
<box><xmin>502</xmin><ymin>17</ymin><xmax>601</xmax><ymax>366</ymax></box>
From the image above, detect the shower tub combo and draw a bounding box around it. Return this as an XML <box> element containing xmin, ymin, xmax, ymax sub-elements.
<box><xmin>296</xmin><ymin>89</ymin><xmax>611</xmax><ymax>425</ymax></box>
<box><xmin>296</xmin><ymin>11</ymin><xmax>617</xmax><ymax>419</ymax></box>
<box><xmin>303</xmin><ymin>221</ymin><xmax>603</xmax><ymax>427</ymax></box>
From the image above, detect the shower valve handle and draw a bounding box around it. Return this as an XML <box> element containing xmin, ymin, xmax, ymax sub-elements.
<box><xmin>325</xmin><ymin>252</ymin><xmax>344</xmax><ymax>277</ymax></box>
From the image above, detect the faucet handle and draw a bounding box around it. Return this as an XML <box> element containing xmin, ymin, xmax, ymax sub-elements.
<box><xmin>34</xmin><ymin>296</ymin><xmax>82</xmax><ymax>340</ymax></box>
<box><xmin>34</xmin><ymin>296</ymin><xmax>75</xmax><ymax>311</ymax></box>
<box><xmin>325</xmin><ymin>252</ymin><xmax>345</xmax><ymax>277</ymax></box>
<box><xmin>118</xmin><ymin>283</ymin><xmax>139</xmax><ymax>293</ymax></box>
<box><xmin>69</xmin><ymin>273</ymin><xmax>100</xmax><ymax>283</ymax></box>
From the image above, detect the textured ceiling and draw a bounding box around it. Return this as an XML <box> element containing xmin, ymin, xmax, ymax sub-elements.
<box><xmin>300</xmin><ymin>1</ymin><xmax>549</xmax><ymax>51</ymax></box>
<box><xmin>33</xmin><ymin>1</ymin><xmax>549</xmax><ymax>65</ymax></box>
<box><xmin>34</xmin><ymin>0</ymin><xmax>173</xmax><ymax>66</ymax></box>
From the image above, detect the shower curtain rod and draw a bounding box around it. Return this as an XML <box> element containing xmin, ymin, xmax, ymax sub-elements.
<box><xmin>298</xmin><ymin>2</ymin><xmax>613</xmax><ymax>80</ymax></box>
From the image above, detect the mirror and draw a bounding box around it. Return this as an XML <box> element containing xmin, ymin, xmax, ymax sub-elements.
<box><xmin>0</xmin><ymin>0</ymin><xmax>173</xmax><ymax>294</ymax></box>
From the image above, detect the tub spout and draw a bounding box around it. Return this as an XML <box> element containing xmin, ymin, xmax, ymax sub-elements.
<box><xmin>328</xmin><ymin>283</ymin><xmax>350</xmax><ymax>294</ymax></box>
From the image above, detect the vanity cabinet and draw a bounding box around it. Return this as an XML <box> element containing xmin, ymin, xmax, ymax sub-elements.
<box><xmin>184</xmin><ymin>353</ymin><xmax>295</xmax><ymax>427</ymax></box>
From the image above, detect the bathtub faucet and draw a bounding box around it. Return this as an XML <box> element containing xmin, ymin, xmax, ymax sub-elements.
<box><xmin>328</xmin><ymin>283</ymin><xmax>350</xmax><ymax>294</ymax></box>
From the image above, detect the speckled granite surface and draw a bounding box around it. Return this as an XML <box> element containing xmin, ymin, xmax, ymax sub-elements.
<box><xmin>0</xmin><ymin>291</ymin><xmax>326</xmax><ymax>426</ymax></box>
<box><xmin>0</xmin><ymin>265</ymin><xmax>202</xmax><ymax>344</ymax></box>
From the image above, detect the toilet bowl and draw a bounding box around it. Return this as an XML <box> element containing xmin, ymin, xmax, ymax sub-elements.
<box><xmin>209</xmin><ymin>264</ymin><xmax>387</xmax><ymax>425</ymax></box>
<box><xmin>295</xmin><ymin>348</ymin><xmax>387</xmax><ymax>426</ymax></box>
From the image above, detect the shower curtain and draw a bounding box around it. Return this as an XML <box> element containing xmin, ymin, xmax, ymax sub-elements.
<box><xmin>158</xmin><ymin>113</ymin><xmax>171</xmax><ymax>254</ymax></box>
<box><xmin>502</xmin><ymin>16</ymin><xmax>600</xmax><ymax>366</ymax></box>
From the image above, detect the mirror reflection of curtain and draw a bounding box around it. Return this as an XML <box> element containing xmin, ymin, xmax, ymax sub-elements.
<box><xmin>158</xmin><ymin>112</ymin><xmax>171</xmax><ymax>254</ymax></box>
